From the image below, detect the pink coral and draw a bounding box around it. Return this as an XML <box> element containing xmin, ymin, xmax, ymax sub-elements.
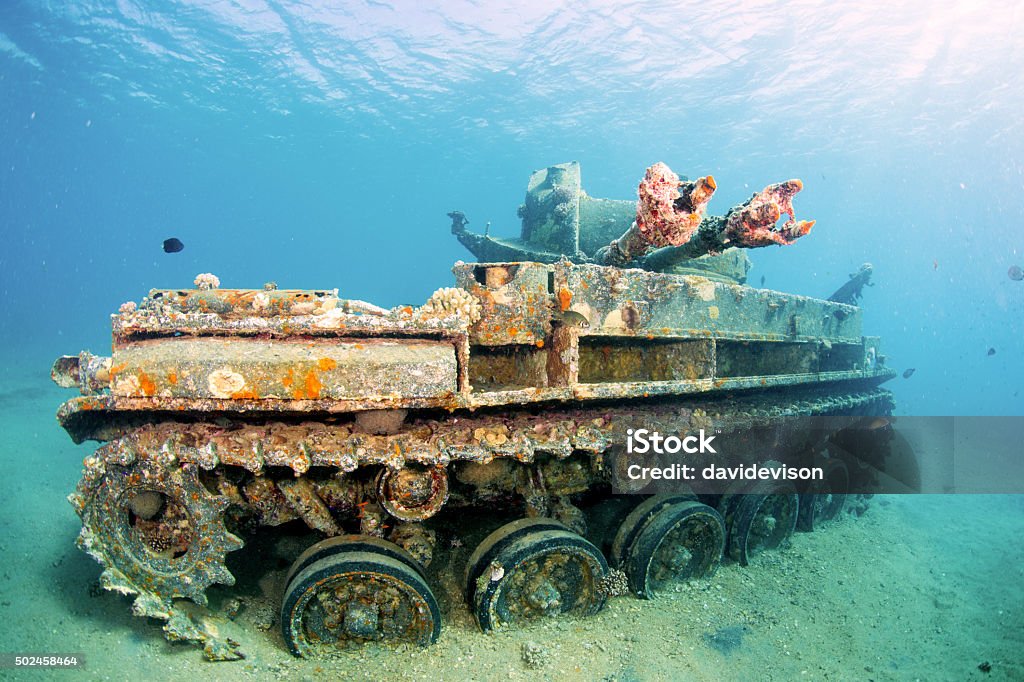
<box><xmin>635</xmin><ymin>162</ymin><xmax>716</xmax><ymax>248</ymax></box>
<box><xmin>724</xmin><ymin>179</ymin><xmax>815</xmax><ymax>247</ymax></box>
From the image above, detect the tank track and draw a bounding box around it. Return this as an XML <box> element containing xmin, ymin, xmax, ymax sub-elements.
<box><xmin>69</xmin><ymin>384</ymin><xmax>891</xmax><ymax>657</ymax></box>
<box><xmin>82</xmin><ymin>385</ymin><xmax>894</xmax><ymax>480</ymax></box>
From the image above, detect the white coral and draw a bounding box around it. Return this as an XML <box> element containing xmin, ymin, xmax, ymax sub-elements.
<box><xmin>417</xmin><ymin>287</ymin><xmax>482</xmax><ymax>324</ymax></box>
<box><xmin>314</xmin><ymin>307</ymin><xmax>346</xmax><ymax>328</ymax></box>
<box><xmin>252</xmin><ymin>292</ymin><xmax>271</xmax><ymax>311</ymax></box>
<box><xmin>194</xmin><ymin>273</ymin><xmax>220</xmax><ymax>290</ymax></box>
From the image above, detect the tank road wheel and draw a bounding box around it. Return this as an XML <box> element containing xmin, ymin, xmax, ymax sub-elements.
<box><xmin>610</xmin><ymin>494</ymin><xmax>726</xmax><ymax>599</ymax></box>
<box><xmin>797</xmin><ymin>457</ymin><xmax>849</xmax><ymax>532</ymax></box>
<box><xmin>717</xmin><ymin>476</ymin><xmax>799</xmax><ymax>566</ymax></box>
<box><xmin>465</xmin><ymin>518</ymin><xmax>608</xmax><ymax>632</ymax></box>
<box><xmin>284</xmin><ymin>535</ymin><xmax>425</xmax><ymax>587</ymax></box>
<box><xmin>76</xmin><ymin>457</ymin><xmax>243</xmax><ymax>606</ymax></box>
<box><xmin>375</xmin><ymin>465</ymin><xmax>449</xmax><ymax>522</ymax></box>
<box><xmin>280</xmin><ymin>542</ymin><xmax>441</xmax><ymax>656</ymax></box>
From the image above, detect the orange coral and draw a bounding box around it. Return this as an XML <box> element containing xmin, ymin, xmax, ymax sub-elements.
<box><xmin>557</xmin><ymin>288</ymin><xmax>573</xmax><ymax>311</ymax></box>
<box><xmin>137</xmin><ymin>371</ymin><xmax>156</xmax><ymax>397</ymax></box>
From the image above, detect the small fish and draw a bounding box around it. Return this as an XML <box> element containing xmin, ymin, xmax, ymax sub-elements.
<box><xmin>987</xmin><ymin>347</ymin><xmax>996</xmax><ymax>356</ymax></box>
<box><xmin>560</xmin><ymin>310</ymin><xmax>590</xmax><ymax>329</ymax></box>
<box><xmin>1009</xmin><ymin>265</ymin><xmax>1024</xmax><ymax>281</ymax></box>
<box><xmin>162</xmin><ymin>237</ymin><xmax>184</xmax><ymax>253</ymax></box>
<box><xmin>933</xmin><ymin>259</ymin><xmax>938</xmax><ymax>271</ymax></box>
<box><xmin>902</xmin><ymin>368</ymin><xmax>916</xmax><ymax>379</ymax></box>
<box><xmin>864</xmin><ymin>417</ymin><xmax>891</xmax><ymax>430</ymax></box>
<box><xmin>760</xmin><ymin>275</ymin><xmax>766</xmax><ymax>287</ymax></box>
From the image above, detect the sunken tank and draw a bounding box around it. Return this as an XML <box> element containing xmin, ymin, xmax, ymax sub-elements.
<box><xmin>52</xmin><ymin>162</ymin><xmax>902</xmax><ymax>660</ymax></box>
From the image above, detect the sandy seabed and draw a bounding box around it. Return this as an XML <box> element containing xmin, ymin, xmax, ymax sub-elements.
<box><xmin>0</xmin><ymin>365</ymin><xmax>1021</xmax><ymax>681</ymax></box>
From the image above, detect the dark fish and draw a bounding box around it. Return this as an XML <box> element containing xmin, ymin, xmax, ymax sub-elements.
<box><xmin>560</xmin><ymin>310</ymin><xmax>590</xmax><ymax>329</ymax></box>
<box><xmin>827</xmin><ymin>263</ymin><xmax>873</xmax><ymax>305</ymax></box>
<box><xmin>902</xmin><ymin>368</ymin><xmax>915</xmax><ymax>379</ymax></box>
<box><xmin>987</xmin><ymin>347</ymin><xmax>996</xmax><ymax>356</ymax></box>
<box><xmin>760</xmin><ymin>275</ymin><xmax>766</xmax><ymax>287</ymax></box>
<box><xmin>1009</xmin><ymin>265</ymin><xmax>1024</xmax><ymax>281</ymax></box>
<box><xmin>833</xmin><ymin>308</ymin><xmax>849</xmax><ymax>321</ymax></box>
<box><xmin>162</xmin><ymin>237</ymin><xmax>184</xmax><ymax>253</ymax></box>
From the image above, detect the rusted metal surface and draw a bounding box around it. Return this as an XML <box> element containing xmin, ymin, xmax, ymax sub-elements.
<box><xmin>453</xmin><ymin>262</ymin><xmax>551</xmax><ymax>347</ymax></box>
<box><xmin>281</xmin><ymin>547</ymin><xmax>441</xmax><ymax>653</ymax></box>
<box><xmin>56</xmin><ymin>259</ymin><xmax>890</xmax><ymax>447</ymax></box>
<box><xmin>107</xmin><ymin>337</ymin><xmax>457</xmax><ymax>401</ymax></box>
<box><xmin>551</xmin><ymin>262</ymin><xmax>862</xmax><ymax>342</ymax></box>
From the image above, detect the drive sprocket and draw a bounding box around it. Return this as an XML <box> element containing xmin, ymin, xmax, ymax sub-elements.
<box><xmin>72</xmin><ymin>447</ymin><xmax>243</xmax><ymax>611</ymax></box>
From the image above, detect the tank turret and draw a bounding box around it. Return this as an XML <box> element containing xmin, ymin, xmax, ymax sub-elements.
<box><xmin>451</xmin><ymin>161</ymin><xmax>814</xmax><ymax>284</ymax></box>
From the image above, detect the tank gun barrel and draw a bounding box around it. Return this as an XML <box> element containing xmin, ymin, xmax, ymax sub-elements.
<box><xmin>636</xmin><ymin>178</ymin><xmax>816</xmax><ymax>271</ymax></box>
<box><xmin>594</xmin><ymin>163</ymin><xmax>716</xmax><ymax>266</ymax></box>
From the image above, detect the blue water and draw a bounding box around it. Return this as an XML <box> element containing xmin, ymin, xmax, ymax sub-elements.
<box><xmin>1</xmin><ymin>4</ymin><xmax>1023</xmax><ymax>678</ymax></box>
<box><xmin>3</xmin><ymin>2</ymin><xmax>1023</xmax><ymax>416</ymax></box>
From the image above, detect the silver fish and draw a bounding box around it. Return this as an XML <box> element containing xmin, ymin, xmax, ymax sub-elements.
<box><xmin>560</xmin><ymin>310</ymin><xmax>590</xmax><ymax>329</ymax></box>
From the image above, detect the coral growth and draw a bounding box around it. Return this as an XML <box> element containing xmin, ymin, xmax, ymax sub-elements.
<box><xmin>193</xmin><ymin>273</ymin><xmax>220</xmax><ymax>290</ymax></box>
<box><xmin>598</xmin><ymin>568</ymin><xmax>630</xmax><ymax>597</ymax></box>
<box><xmin>724</xmin><ymin>180</ymin><xmax>814</xmax><ymax>247</ymax></box>
<box><xmin>595</xmin><ymin>162</ymin><xmax>716</xmax><ymax>266</ymax></box>
<box><xmin>417</xmin><ymin>287</ymin><xmax>482</xmax><ymax>325</ymax></box>
<box><xmin>636</xmin><ymin>162</ymin><xmax>716</xmax><ymax>248</ymax></box>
